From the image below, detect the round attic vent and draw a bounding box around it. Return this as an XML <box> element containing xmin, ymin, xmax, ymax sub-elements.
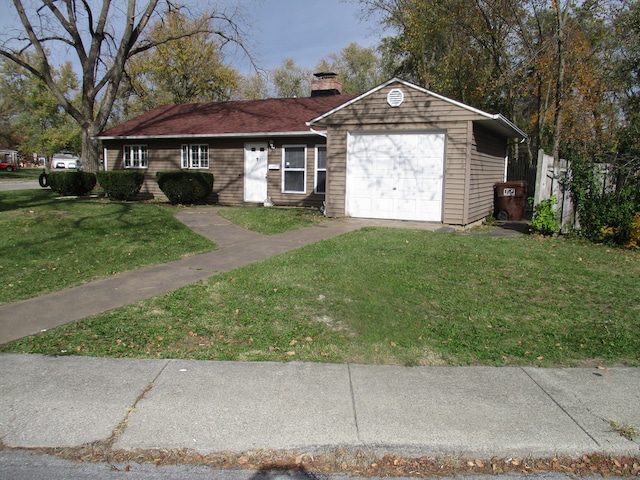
<box><xmin>387</xmin><ymin>88</ymin><xmax>404</xmax><ymax>107</ymax></box>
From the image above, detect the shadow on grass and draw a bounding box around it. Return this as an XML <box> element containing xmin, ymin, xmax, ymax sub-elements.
<box><xmin>0</xmin><ymin>189</ymin><xmax>60</xmax><ymax>212</ymax></box>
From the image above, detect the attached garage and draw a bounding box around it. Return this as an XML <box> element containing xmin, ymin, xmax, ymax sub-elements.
<box><xmin>346</xmin><ymin>131</ymin><xmax>445</xmax><ymax>222</ymax></box>
<box><xmin>308</xmin><ymin>78</ymin><xmax>527</xmax><ymax>227</ymax></box>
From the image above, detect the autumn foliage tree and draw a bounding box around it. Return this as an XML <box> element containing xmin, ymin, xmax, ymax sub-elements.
<box><xmin>270</xmin><ymin>59</ymin><xmax>312</xmax><ymax>98</ymax></box>
<box><xmin>0</xmin><ymin>0</ymin><xmax>250</xmax><ymax>171</ymax></box>
<box><xmin>360</xmin><ymin>0</ymin><xmax>622</xmax><ymax>163</ymax></box>
<box><xmin>316</xmin><ymin>42</ymin><xmax>384</xmax><ymax>94</ymax></box>
<box><xmin>117</xmin><ymin>11</ymin><xmax>242</xmax><ymax>120</ymax></box>
<box><xmin>361</xmin><ymin>0</ymin><xmax>524</xmax><ymax>114</ymax></box>
<box><xmin>0</xmin><ymin>56</ymin><xmax>80</xmax><ymax>161</ymax></box>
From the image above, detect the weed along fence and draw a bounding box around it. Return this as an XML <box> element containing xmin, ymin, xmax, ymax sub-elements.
<box><xmin>533</xmin><ymin>150</ymin><xmax>576</xmax><ymax>233</ymax></box>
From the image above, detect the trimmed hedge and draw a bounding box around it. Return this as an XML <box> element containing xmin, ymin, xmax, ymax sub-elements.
<box><xmin>97</xmin><ymin>170</ymin><xmax>145</xmax><ymax>200</ymax></box>
<box><xmin>156</xmin><ymin>171</ymin><xmax>214</xmax><ymax>204</ymax></box>
<box><xmin>48</xmin><ymin>171</ymin><xmax>97</xmax><ymax>196</ymax></box>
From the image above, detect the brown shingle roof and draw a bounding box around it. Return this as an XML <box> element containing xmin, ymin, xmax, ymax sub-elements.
<box><xmin>99</xmin><ymin>95</ymin><xmax>358</xmax><ymax>138</ymax></box>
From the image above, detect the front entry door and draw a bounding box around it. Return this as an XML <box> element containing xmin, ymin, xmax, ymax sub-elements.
<box><xmin>244</xmin><ymin>143</ymin><xmax>268</xmax><ymax>203</ymax></box>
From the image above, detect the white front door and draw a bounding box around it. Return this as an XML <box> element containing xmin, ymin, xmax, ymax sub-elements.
<box><xmin>244</xmin><ymin>143</ymin><xmax>268</xmax><ymax>203</ymax></box>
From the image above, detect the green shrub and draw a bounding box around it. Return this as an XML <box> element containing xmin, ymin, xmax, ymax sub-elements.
<box><xmin>529</xmin><ymin>195</ymin><xmax>561</xmax><ymax>236</ymax></box>
<box><xmin>591</xmin><ymin>187</ymin><xmax>640</xmax><ymax>245</ymax></box>
<box><xmin>156</xmin><ymin>171</ymin><xmax>214</xmax><ymax>204</ymax></box>
<box><xmin>48</xmin><ymin>171</ymin><xmax>97</xmax><ymax>196</ymax></box>
<box><xmin>97</xmin><ymin>170</ymin><xmax>145</xmax><ymax>200</ymax></box>
<box><xmin>569</xmin><ymin>156</ymin><xmax>640</xmax><ymax>245</ymax></box>
<box><xmin>628</xmin><ymin>214</ymin><xmax>640</xmax><ymax>248</ymax></box>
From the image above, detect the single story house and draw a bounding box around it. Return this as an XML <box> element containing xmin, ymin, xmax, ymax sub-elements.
<box><xmin>97</xmin><ymin>76</ymin><xmax>526</xmax><ymax>227</ymax></box>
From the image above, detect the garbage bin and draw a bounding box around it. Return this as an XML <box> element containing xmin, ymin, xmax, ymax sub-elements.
<box><xmin>494</xmin><ymin>181</ymin><xmax>528</xmax><ymax>221</ymax></box>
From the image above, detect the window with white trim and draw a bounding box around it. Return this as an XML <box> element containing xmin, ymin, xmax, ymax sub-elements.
<box><xmin>282</xmin><ymin>145</ymin><xmax>306</xmax><ymax>193</ymax></box>
<box><xmin>315</xmin><ymin>145</ymin><xmax>327</xmax><ymax>194</ymax></box>
<box><xmin>123</xmin><ymin>145</ymin><xmax>148</xmax><ymax>168</ymax></box>
<box><xmin>181</xmin><ymin>144</ymin><xmax>209</xmax><ymax>169</ymax></box>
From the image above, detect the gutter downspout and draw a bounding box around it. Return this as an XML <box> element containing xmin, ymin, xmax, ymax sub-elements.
<box><xmin>103</xmin><ymin>146</ymin><xmax>108</xmax><ymax>171</ymax></box>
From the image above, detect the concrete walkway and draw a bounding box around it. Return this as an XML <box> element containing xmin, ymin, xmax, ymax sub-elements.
<box><xmin>0</xmin><ymin>200</ymin><xmax>638</xmax><ymax>461</ymax></box>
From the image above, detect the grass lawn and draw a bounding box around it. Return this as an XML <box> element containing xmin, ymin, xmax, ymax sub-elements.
<box><xmin>0</xmin><ymin>190</ymin><xmax>216</xmax><ymax>304</ymax></box>
<box><xmin>3</xmin><ymin>218</ymin><xmax>639</xmax><ymax>367</ymax></box>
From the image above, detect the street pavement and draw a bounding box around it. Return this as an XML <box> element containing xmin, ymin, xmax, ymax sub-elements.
<box><xmin>0</xmin><ymin>182</ymin><xmax>638</xmax><ymax>475</ymax></box>
<box><xmin>0</xmin><ymin>179</ymin><xmax>41</xmax><ymax>191</ymax></box>
<box><xmin>0</xmin><ymin>449</ymin><xmax>626</xmax><ymax>480</ymax></box>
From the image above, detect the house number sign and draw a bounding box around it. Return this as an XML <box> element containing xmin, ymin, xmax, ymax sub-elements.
<box><xmin>503</xmin><ymin>187</ymin><xmax>516</xmax><ymax>196</ymax></box>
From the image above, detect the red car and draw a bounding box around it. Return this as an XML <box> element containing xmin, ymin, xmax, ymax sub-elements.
<box><xmin>0</xmin><ymin>161</ymin><xmax>18</xmax><ymax>172</ymax></box>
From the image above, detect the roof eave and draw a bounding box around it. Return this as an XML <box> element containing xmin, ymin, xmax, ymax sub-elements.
<box><xmin>477</xmin><ymin>114</ymin><xmax>528</xmax><ymax>140</ymax></box>
<box><xmin>96</xmin><ymin>131</ymin><xmax>324</xmax><ymax>141</ymax></box>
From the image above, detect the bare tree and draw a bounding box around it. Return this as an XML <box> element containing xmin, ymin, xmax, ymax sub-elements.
<box><xmin>0</xmin><ymin>0</ymin><xmax>252</xmax><ymax>171</ymax></box>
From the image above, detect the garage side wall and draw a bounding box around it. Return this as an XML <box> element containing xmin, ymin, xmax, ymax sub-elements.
<box><xmin>468</xmin><ymin>123</ymin><xmax>509</xmax><ymax>224</ymax></box>
<box><xmin>323</xmin><ymin>84</ymin><xmax>482</xmax><ymax>225</ymax></box>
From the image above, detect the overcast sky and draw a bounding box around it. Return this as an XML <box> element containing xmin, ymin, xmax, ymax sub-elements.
<box><xmin>237</xmin><ymin>0</ymin><xmax>380</xmax><ymax>72</ymax></box>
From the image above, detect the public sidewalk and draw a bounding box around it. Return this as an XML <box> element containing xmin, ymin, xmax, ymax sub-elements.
<box><xmin>0</xmin><ymin>354</ymin><xmax>638</xmax><ymax>459</ymax></box>
<box><xmin>0</xmin><ymin>205</ymin><xmax>638</xmax><ymax>461</ymax></box>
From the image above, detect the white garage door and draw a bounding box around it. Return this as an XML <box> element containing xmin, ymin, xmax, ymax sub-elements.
<box><xmin>346</xmin><ymin>132</ymin><xmax>445</xmax><ymax>222</ymax></box>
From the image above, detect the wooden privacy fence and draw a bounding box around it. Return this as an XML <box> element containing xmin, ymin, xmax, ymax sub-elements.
<box><xmin>508</xmin><ymin>150</ymin><xmax>620</xmax><ymax>233</ymax></box>
<box><xmin>532</xmin><ymin>150</ymin><xmax>576</xmax><ymax>233</ymax></box>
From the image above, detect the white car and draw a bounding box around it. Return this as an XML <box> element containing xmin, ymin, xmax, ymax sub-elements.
<box><xmin>51</xmin><ymin>154</ymin><xmax>80</xmax><ymax>169</ymax></box>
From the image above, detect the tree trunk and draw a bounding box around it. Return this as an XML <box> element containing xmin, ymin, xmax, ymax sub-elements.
<box><xmin>81</xmin><ymin>125</ymin><xmax>101</xmax><ymax>173</ymax></box>
<box><xmin>552</xmin><ymin>0</ymin><xmax>570</xmax><ymax>163</ymax></box>
<box><xmin>552</xmin><ymin>40</ymin><xmax>566</xmax><ymax>163</ymax></box>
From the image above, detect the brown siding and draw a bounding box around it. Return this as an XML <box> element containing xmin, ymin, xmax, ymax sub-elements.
<box><xmin>325</xmin><ymin>128</ymin><xmax>348</xmax><ymax>217</ymax></box>
<box><xmin>323</xmin><ymin>83</ymin><xmax>484</xmax><ymax>225</ymax></box>
<box><xmin>468</xmin><ymin>123</ymin><xmax>508</xmax><ymax>223</ymax></box>
<box><xmin>265</xmin><ymin>138</ymin><xmax>326</xmax><ymax>208</ymax></box>
<box><xmin>103</xmin><ymin>136</ymin><xmax>326</xmax><ymax>207</ymax></box>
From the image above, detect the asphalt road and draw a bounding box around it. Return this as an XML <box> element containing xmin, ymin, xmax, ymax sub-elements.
<box><xmin>0</xmin><ymin>180</ymin><xmax>42</xmax><ymax>191</ymax></box>
<box><xmin>0</xmin><ymin>450</ymin><xmax>629</xmax><ymax>480</ymax></box>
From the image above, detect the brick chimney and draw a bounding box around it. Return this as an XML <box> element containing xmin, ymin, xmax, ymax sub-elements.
<box><xmin>311</xmin><ymin>72</ymin><xmax>342</xmax><ymax>97</ymax></box>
